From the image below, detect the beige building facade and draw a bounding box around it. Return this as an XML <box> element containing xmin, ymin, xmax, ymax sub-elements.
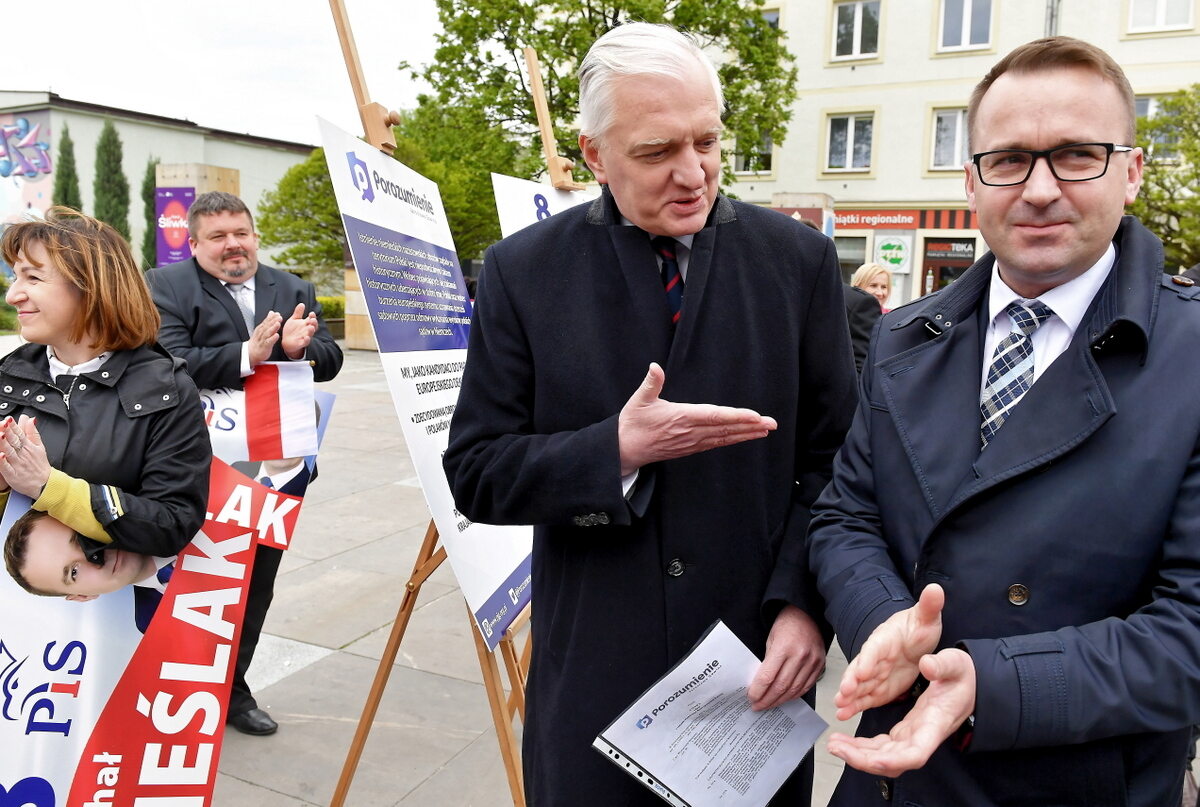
<box><xmin>730</xmin><ymin>0</ymin><xmax>1200</xmax><ymax>308</ymax></box>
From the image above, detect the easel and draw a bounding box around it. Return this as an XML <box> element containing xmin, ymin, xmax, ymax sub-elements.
<box><xmin>326</xmin><ymin>3</ymin><xmax>542</xmax><ymax>805</ymax></box>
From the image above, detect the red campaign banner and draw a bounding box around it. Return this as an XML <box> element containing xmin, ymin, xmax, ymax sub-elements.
<box><xmin>65</xmin><ymin>459</ymin><xmax>302</xmax><ymax>806</ymax></box>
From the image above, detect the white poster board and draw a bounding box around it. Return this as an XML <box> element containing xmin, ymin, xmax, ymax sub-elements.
<box><xmin>320</xmin><ymin>119</ymin><xmax>532</xmax><ymax>648</ymax></box>
<box><xmin>490</xmin><ymin>173</ymin><xmax>599</xmax><ymax>238</ymax></box>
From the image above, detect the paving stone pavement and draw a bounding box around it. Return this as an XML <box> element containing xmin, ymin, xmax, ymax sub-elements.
<box><xmin>215</xmin><ymin>347</ymin><xmax>857</xmax><ymax>806</ymax></box>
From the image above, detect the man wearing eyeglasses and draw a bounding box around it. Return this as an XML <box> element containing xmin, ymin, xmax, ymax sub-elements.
<box><xmin>804</xmin><ymin>36</ymin><xmax>1200</xmax><ymax>806</ymax></box>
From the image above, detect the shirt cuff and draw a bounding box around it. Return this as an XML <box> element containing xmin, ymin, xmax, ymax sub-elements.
<box><xmin>621</xmin><ymin>469</ymin><xmax>639</xmax><ymax>499</ymax></box>
<box><xmin>240</xmin><ymin>342</ymin><xmax>252</xmax><ymax>378</ymax></box>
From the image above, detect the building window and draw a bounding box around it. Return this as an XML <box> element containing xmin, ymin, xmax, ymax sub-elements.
<box><xmin>932</xmin><ymin>108</ymin><xmax>969</xmax><ymax>169</ymax></box>
<box><xmin>939</xmin><ymin>0</ymin><xmax>991</xmax><ymax>51</ymax></box>
<box><xmin>1136</xmin><ymin>95</ymin><xmax>1179</xmax><ymax>161</ymax></box>
<box><xmin>761</xmin><ymin>8</ymin><xmax>781</xmax><ymax>28</ymax></box>
<box><xmin>1129</xmin><ymin>0</ymin><xmax>1193</xmax><ymax>31</ymax></box>
<box><xmin>734</xmin><ymin>136</ymin><xmax>774</xmax><ymax>173</ymax></box>
<box><xmin>833</xmin><ymin>1</ymin><xmax>880</xmax><ymax>59</ymax></box>
<box><xmin>827</xmin><ymin>114</ymin><xmax>874</xmax><ymax>170</ymax></box>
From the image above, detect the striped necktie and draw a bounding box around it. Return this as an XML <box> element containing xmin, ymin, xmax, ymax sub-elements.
<box><xmin>652</xmin><ymin>236</ymin><xmax>684</xmax><ymax>326</ymax></box>
<box><xmin>228</xmin><ymin>282</ymin><xmax>256</xmax><ymax>333</ymax></box>
<box><xmin>979</xmin><ymin>299</ymin><xmax>1054</xmax><ymax>448</ymax></box>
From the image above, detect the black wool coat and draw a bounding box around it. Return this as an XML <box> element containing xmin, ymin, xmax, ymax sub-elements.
<box><xmin>444</xmin><ymin>190</ymin><xmax>857</xmax><ymax>806</ymax></box>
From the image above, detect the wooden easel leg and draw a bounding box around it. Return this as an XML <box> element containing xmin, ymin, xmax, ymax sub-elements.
<box><xmin>470</xmin><ymin>604</ymin><xmax>527</xmax><ymax>807</ymax></box>
<box><xmin>330</xmin><ymin>520</ymin><xmax>446</xmax><ymax>806</ymax></box>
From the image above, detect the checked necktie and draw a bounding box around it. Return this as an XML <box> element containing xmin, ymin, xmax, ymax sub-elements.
<box><xmin>651</xmin><ymin>236</ymin><xmax>684</xmax><ymax>325</ymax></box>
<box><xmin>979</xmin><ymin>299</ymin><xmax>1054</xmax><ymax>449</ymax></box>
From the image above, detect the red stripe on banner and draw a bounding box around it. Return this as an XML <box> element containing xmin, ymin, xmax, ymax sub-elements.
<box><xmin>246</xmin><ymin>364</ymin><xmax>284</xmax><ymax>460</ymax></box>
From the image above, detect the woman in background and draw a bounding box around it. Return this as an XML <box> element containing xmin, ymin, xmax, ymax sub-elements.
<box><xmin>0</xmin><ymin>206</ymin><xmax>210</xmax><ymax>560</ymax></box>
<box><xmin>852</xmin><ymin>262</ymin><xmax>893</xmax><ymax>313</ymax></box>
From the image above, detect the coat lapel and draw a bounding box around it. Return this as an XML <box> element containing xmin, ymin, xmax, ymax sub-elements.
<box><xmin>877</xmin><ymin>314</ymin><xmax>985</xmax><ymax>520</ymax></box>
<box><xmin>607</xmin><ymin>226</ymin><xmax>673</xmax><ymax>359</ymax></box>
<box><xmin>198</xmin><ymin>269</ymin><xmax>250</xmax><ymax>339</ymax></box>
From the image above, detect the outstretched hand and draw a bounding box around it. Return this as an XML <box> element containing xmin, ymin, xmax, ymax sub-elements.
<box><xmin>617</xmin><ymin>363</ymin><xmax>777</xmax><ymax>476</ymax></box>
<box><xmin>827</xmin><ymin>647</ymin><xmax>976</xmax><ymax>777</ymax></box>
<box><xmin>835</xmin><ymin>583</ymin><xmax>945</xmax><ymax>721</ymax></box>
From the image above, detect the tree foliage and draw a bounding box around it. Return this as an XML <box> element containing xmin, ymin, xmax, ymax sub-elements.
<box><xmin>411</xmin><ymin>0</ymin><xmax>796</xmax><ymax>183</ymax></box>
<box><xmin>394</xmin><ymin>99</ymin><xmax>539</xmax><ymax>260</ymax></box>
<box><xmin>258</xmin><ymin>148</ymin><xmax>346</xmax><ymax>274</ymax></box>
<box><xmin>51</xmin><ymin>123</ymin><xmax>82</xmax><ymax>211</ymax></box>
<box><xmin>92</xmin><ymin>120</ymin><xmax>130</xmax><ymax>240</ymax></box>
<box><xmin>141</xmin><ymin>156</ymin><xmax>159</xmax><ymax>269</ymax></box>
<box><xmin>1130</xmin><ymin>84</ymin><xmax>1200</xmax><ymax>272</ymax></box>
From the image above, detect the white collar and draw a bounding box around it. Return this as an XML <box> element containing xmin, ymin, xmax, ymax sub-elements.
<box><xmin>988</xmin><ymin>243</ymin><xmax>1116</xmax><ymax>336</ymax></box>
<box><xmin>47</xmin><ymin>347</ymin><xmax>110</xmax><ymax>381</ymax></box>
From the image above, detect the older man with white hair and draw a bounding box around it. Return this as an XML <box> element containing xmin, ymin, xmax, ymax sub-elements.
<box><xmin>444</xmin><ymin>22</ymin><xmax>857</xmax><ymax>806</ymax></box>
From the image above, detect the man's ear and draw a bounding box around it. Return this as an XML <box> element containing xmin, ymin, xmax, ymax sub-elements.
<box><xmin>580</xmin><ymin>134</ymin><xmax>607</xmax><ymax>184</ymax></box>
<box><xmin>65</xmin><ymin>594</ymin><xmax>98</xmax><ymax>602</ymax></box>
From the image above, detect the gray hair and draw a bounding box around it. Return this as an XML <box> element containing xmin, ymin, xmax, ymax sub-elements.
<box><xmin>187</xmin><ymin>191</ymin><xmax>254</xmax><ymax>237</ymax></box>
<box><xmin>577</xmin><ymin>22</ymin><xmax>724</xmax><ymax>142</ymax></box>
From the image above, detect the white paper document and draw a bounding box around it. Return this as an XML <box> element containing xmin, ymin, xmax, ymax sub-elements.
<box><xmin>593</xmin><ymin>621</ymin><xmax>828</xmax><ymax>806</ymax></box>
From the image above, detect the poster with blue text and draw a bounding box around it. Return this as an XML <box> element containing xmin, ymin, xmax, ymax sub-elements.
<box><xmin>318</xmin><ymin>118</ymin><xmax>532</xmax><ymax>649</ymax></box>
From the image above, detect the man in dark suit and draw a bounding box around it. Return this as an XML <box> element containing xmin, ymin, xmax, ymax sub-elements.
<box><xmin>844</xmin><ymin>284</ymin><xmax>882</xmax><ymax>372</ymax></box>
<box><xmin>443</xmin><ymin>23</ymin><xmax>856</xmax><ymax>807</ymax></box>
<box><xmin>147</xmin><ymin>191</ymin><xmax>343</xmax><ymax>736</ymax></box>
<box><xmin>808</xmin><ymin>37</ymin><xmax>1200</xmax><ymax>806</ymax></box>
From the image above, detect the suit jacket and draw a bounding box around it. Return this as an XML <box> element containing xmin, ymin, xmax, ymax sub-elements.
<box><xmin>809</xmin><ymin>217</ymin><xmax>1200</xmax><ymax>807</ymax></box>
<box><xmin>844</xmin><ymin>284</ymin><xmax>882</xmax><ymax>372</ymax></box>
<box><xmin>146</xmin><ymin>258</ymin><xmax>343</xmax><ymax>390</ymax></box>
<box><xmin>444</xmin><ymin>190</ymin><xmax>857</xmax><ymax>806</ymax></box>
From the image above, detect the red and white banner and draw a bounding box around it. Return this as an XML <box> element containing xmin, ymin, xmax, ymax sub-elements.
<box><xmin>201</xmin><ymin>362</ymin><xmax>319</xmax><ymax>463</ymax></box>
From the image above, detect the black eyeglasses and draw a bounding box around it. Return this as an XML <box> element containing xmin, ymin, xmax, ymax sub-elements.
<box><xmin>972</xmin><ymin>142</ymin><xmax>1134</xmax><ymax>187</ymax></box>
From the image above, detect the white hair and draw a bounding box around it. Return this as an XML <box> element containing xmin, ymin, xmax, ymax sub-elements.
<box><xmin>577</xmin><ymin>22</ymin><xmax>724</xmax><ymax>142</ymax></box>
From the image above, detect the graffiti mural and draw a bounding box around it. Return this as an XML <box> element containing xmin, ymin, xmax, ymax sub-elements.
<box><xmin>0</xmin><ymin>110</ymin><xmax>53</xmax><ymax>225</ymax></box>
<box><xmin>0</xmin><ymin>117</ymin><xmax>52</xmax><ymax>179</ymax></box>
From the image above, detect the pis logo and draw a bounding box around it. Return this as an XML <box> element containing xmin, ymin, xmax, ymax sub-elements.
<box><xmin>347</xmin><ymin>152</ymin><xmax>374</xmax><ymax>202</ymax></box>
<box><xmin>635</xmin><ymin>715</ymin><xmax>653</xmax><ymax>730</ymax></box>
<box><xmin>1</xmin><ymin>637</ymin><xmax>87</xmax><ymax>737</ymax></box>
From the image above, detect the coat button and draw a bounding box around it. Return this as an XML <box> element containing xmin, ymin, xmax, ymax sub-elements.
<box><xmin>666</xmin><ymin>559</ymin><xmax>684</xmax><ymax>577</ymax></box>
<box><xmin>77</xmin><ymin>383</ymin><xmax>86</xmax><ymax>390</ymax></box>
<box><xmin>2</xmin><ymin>385</ymin><xmax>10</xmax><ymax>393</ymax></box>
<box><xmin>101</xmin><ymin>371</ymin><xmax>110</xmax><ymax>378</ymax></box>
<box><xmin>1173</xmin><ymin>275</ymin><xmax>1195</xmax><ymax>286</ymax></box>
<box><xmin>597</xmin><ymin>512</ymin><xmax>609</xmax><ymax>525</ymax></box>
<box><xmin>21</xmin><ymin>389</ymin><xmax>29</xmax><ymax>396</ymax></box>
<box><xmin>0</xmin><ymin>403</ymin><xmax>8</xmax><ymax>409</ymax></box>
<box><xmin>34</xmin><ymin>394</ymin><xmax>45</xmax><ymax>402</ymax></box>
<box><xmin>1007</xmin><ymin>583</ymin><xmax>1030</xmax><ymax>606</ymax></box>
<box><xmin>134</xmin><ymin>403</ymin><xmax>143</xmax><ymax>411</ymax></box>
<box><xmin>877</xmin><ymin>778</ymin><xmax>892</xmax><ymax>800</ymax></box>
<box><xmin>162</xmin><ymin>394</ymin><xmax>170</xmax><ymax>401</ymax></box>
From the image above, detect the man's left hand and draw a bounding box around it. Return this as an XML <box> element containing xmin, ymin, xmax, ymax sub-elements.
<box><xmin>280</xmin><ymin>303</ymin><xmax>319</xmax><ymax>360</ymax></box>
<box><xmin>747</xmin><ymin>605</ymin><xmax>825</xmax><ymax>711</ymax></box>
<box><xmin>827</xmin><ymin>648</ymin><xmax>976</xmax><ymax>777</ymax></box>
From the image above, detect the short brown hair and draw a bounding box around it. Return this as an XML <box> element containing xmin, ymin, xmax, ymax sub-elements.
<box><xmin>187</xmin><ymin>191</ymin><xmax>254</xmax><ymax>237</ymax></box>
<box><xmin>968</xmin><ymin>37</ymin><xmax>1136</xmax><ymax>151</ymax></box>
<box><xmin>4</xmin><ymin>510</ymin><xmax>58</xmax><ymax>597</ymax></box>
<box><xmin>1</xmin><ymin>207</ymin><xmax>161</xmax><ymax>351</ymax></box>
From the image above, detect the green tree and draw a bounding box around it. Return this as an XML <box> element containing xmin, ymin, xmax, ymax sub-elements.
<box><xmin>258</xmin><ymin>148</ymin><xmax>346</xmax><ymax>285</ymax></box>
<box><xmin>92</xmin><ymin>120</ymin><xmax>130</xmax><ymax>240</ymax></box>
<box><xmin>394</xmin><ymin>99</ymin><xmax>538</xmax><ymax>259</ymax></box>
<box><xmin>411</xmin><ymin>0</ymin><xmax>797</xmax><ymax>183</ymax></box>
<box><xmin>51</xmin><ymin>122</ymin><xmax>83</xmax><ymax>211</ymax></box>
<box><xmin>141</xmin><ymin>156</ymin><xmax>160</xmax><ymax>269</ymax></box>
<box><xmin>1130</xmin><ymin>84</ymin><xmax>1200</xmax><ymax>272</ymax></box>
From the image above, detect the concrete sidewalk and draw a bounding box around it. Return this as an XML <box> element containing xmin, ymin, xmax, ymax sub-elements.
<box><xmin>214</xmin><ymin>347</ymin><xmax>857</xmax><ymax>806</ymax></box>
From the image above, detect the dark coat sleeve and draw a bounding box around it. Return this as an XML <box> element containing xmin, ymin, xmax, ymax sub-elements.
<box><xmin>442</xmin><ymin>241</ymin><xmax>629</xmax><ymax>527</ymax></box>
<box><xmin>762</xmin><ymin>237</ymin><xmax>859</xmax><ymax>625</ymax></box>
<box><xmin>147</xmin><ymin>266</ymin><xmax>246</xmax><ymax>390</ymax></box>
<box><xmin>844</xmin><ymin>285</ymin><xmax>882</xmax><ymax>372</ymax></box>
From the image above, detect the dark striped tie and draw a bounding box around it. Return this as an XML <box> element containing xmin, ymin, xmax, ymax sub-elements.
<box><xmin>652</xmin><ymin>236</ymin><xmax>684</xmax><ymax>325</ymax></box>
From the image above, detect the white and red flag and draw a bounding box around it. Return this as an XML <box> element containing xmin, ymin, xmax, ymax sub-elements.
<box><xmin>200</xmin><ymin>362</ymin><xmax>319</xmax><ymax>463</ymax></box>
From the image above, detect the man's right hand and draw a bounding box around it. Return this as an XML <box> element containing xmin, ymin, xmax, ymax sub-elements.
<box><xmin>617</xmin><ymin>363</ymin><xmax>776</xmax><ymax>476</ymax></box>
<box><xmin>248</xmin><ymin>310</ymin><xmax>283</xmax><ymax>366</ymax></box>
<box><xmin>834</xmin><ymin>583</ymin><xmax>945</xmax><ymax>721</ymax></box>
